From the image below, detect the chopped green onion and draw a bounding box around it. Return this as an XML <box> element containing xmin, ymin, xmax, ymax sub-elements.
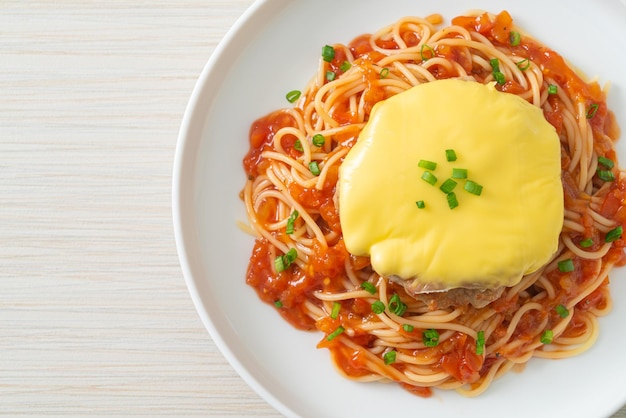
<box><xmin>418</xmin><ymin>159</ymin><xmax>437</xmax><ymax>170</ymax></box>
<box><xmin>445</xmin><ymin>149</ymin><xmax>458</xmax><ymax>162</ymax></box>
<box><xmin>548</xmin><ymin>84</ymin><xmax>558</xmax><ymax>95</ymax></box>
<box><xmin>384</xmin><ymin>350</ymin><xmax>397</xmax><ymax>365</ymax></box>
<box><xmin>516</xmin><ymin>58</ymin><xmax>530</xmax><ymax>71</ymax></box>
<box><xmin>312</xmin><ymin>134</ymin><xmax>325</xmax><ymax>147</ymax></box>
<box><xmin>285</xmin><ymin>210</ymin><xmax>299</xmax><ymax>234</ymax></box>
<box><xmin>597</xmin><ymin>169</ymin><xmax>615</xmax><ymax>182</ymax></box>
<box><xmin>446</xmin><ymin>192</ymin><xmax>459</xmax><ymax>210</ymax></box>
<box><xmin>423</xmin><ymin>329</ymin><xmax>439</xmax><ymax>347</ymax></box>
<box><xmin>286</xmin><ymin>90</ymin><xmax>301</xmax><ymax>103</ymax></box>
<box><xmin>420</xmin><ymin>44</ymin><xmax>435</xmax><ymax>61</ymax></box>
<box><xmin>439</xmin><ymin>178</ymin><xmax>458</xmax><ymax>194</ymax></box>
<box><xmin>340</xmin><ymin>60</ymin><xmax>352</xmax><ymax>72</ymax></box>
<box><xmin>416</xmin><ymin>200</ymin><xmax>426</xmax><ymax>209</ymax></box>
<box><xmin>510</xmin><ymin>31</ymin><xmax>521</xmax><ymax>46</ymax></box>
<box><xmin>371</xmin><ymin>300</ymin><xmax>385</xmax><ymax>314</ymax></box>
<box><xmin>452</xmin><ymin>168</ymin><xmax>468</xmax><ymax>179</ymax></box>
<box><xmin>464</xmin><ymin>180</ymin><xmax>483</xmax><ymax>196</ymax></box>
<box><xmin>379</xmin><ymin>67</ymin><xmax>390</xmax><ymax>79</ymax></box>
<box><xmin>490</xmin><ymin>59</ymin><xmax>505</xmax><ymax>84</ymax></box>
<box><xmin>309</xmin><ymin>161</ymin><xmax>321</xmax><ymax>176</ymax></box>
<box><xmin>606</xmin><ymin>225</ymin><xmax>623</xmax><ymax>243</ymax></box>
<box><xmin>294</xmin><ymin>139</ymin><xmax>303</xmax><ymax>152</ymax></box>
<box><xmin>326</xmin><ymin>326</ymin><xmax>344</xmax><ymax>341</ymax></box>
<box><xmin>274</xmin><ymin>255</ymin><xmax>286</xmax><ymax>272</ymax></box>
<box><xmin>579</xmin><ymin>238</ymin><xmax>594</xmax><ymax>248</ymax></box>
<box><xmin>557</xmin><ymin>258</ymin><xmax>574</xmax><ymax>273</ymax></box>
<box><xmin>274</xmin><ymin>248</ymin><xmax>297</xmax><ymax>273</ymax></box>
<box><xmin>489</xmin><ymin>58</ymin><xmax>500</xmax><ymax>72</ymax></box>
<box><xmin>322</xmin><ymin>45</ymin><xmax>335</xmax><ymax>62</ymax></box>
<box><xmin>586</xmin><ymin>103</ymin><xmax>599</xmax><ymax>119</ymax></box>
<box><xmin>540</xmin><ymin>329</ymin><xmax>554</xmax><ymax>344</ymax></box>
<box><xmin>285</xmin><ymin>248</ymin><xmax>297</xmax><ymax>263</ymax></box>
<box><xmin>325</xmin><ymin>70</ymin><xmax>336</xmax><ymax>81</ymax></box>
<box><xmin>493</xmin><ymin>71</ymin><xmax>506</xmax><ymax>85</ymax></box>
<box><xmin>389</xmin><ymin>294</ymin><xmax>407</xmax><ymax>316</ymax></box>
<box><xmin>598</xmin><ymin>156</ymin><xmax>615</xmax><ymax>169</ymax></box>
<box><xmin>476</xmin><ymin>330</ymin><xmax>485</xmax><ymax>355</ymax></box>
<box><xmin>330</xmin><ymin>301</ymin><xmax>341</xmax><ymax>319</ymax></box>
<box><xmin>274</xmin><ymin>300</ymin><xmax>283</xmax><ymax>308</ymax></box>
<box><xmin>402</xmin><ymin>324</ymin><xmax>414</xmax><ymax>332</ymax></box>
<box><xmin>421</xmin><ymin>171</ymin><xmax>438</xmax><ymax>186</ymax></box>
<box><xmin>361</xmin><ymin>282</ymin><xmax>377</xmax><ymax>295</ymax></box>
<box><xmin>555</xmin><ymin>304</ymin><xmax>569</xmax><ymax>318</ymax></box>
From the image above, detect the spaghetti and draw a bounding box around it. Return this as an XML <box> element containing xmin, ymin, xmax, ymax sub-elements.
<box><xmin>241</xmin><ymin>10</ymin><xmax>625</xmax><ymax>397</ymax></box>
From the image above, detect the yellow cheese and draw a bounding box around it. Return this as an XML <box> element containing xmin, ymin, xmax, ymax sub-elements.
<box><xmin>338</xmin><ymin>79</ymin><xmax>563</xmax><ymax>291</ymax></box>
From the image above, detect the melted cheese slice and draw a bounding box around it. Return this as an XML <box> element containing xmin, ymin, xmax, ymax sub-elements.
<box><xmin>339</xmin><ymin>79</ymin><xmax>563</xmax><ymax>291</ymax></box>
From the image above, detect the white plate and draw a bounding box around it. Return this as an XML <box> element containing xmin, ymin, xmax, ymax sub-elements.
<box><xmin>173</xmin><ymin>1</ymin><xmax>626</xmax><ymax>417</ymax></box>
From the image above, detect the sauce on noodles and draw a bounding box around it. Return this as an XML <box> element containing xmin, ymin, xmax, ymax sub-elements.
<box><xmin>241</xmin><ymin>10</ymin><xmax>625</xmax><ymax>397</ymax></box>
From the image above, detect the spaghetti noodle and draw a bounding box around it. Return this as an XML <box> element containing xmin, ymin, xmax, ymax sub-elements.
<box><xmin>241</xmin><ymin>10</ymin><xmax>625</xmax><ymax>397</ymax></box>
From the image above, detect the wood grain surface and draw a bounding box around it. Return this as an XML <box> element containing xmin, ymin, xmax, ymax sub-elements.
<box><xmin>1</xmin><ymin>1</ymin><xmax>624</xmax><ymax>416</ymax></box>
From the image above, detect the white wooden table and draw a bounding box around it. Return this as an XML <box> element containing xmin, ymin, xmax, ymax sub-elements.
<box><xmin>1</xmin><ymin>1</ymin><xmax>624</xmax><ymax>416</ymax></box>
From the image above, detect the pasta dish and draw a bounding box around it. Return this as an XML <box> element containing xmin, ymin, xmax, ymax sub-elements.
<box><xmin>240</xmin><ymin>10</ymin><xmax>625</xmax><ymax>397</ymax></box>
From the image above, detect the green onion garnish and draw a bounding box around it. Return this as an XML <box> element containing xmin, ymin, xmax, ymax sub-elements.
<box><xmin>388</xmin><ymin>294</ymin><xmax>407</xmax><ymax>316</ymax></box>
<box><xmin>309</xmin><ymin>161</ymin><xmax>321</xmax><ymax>176</ymax></box>
<box><xmin>274</xmin><ymin>248</ymin><xmax>298</xmax><ymax>273</ymax></box>
<box><xmin>548</xmin><ymin>84</ymin><xmax>558</xmax><ymax>95</ymax></box>
<box><xmin>446</xmin><ymin>192</ymin><xmax>459</xmax><ymax>209</ymax></box>
<box><xmin>330</xmin><ymin>301</ymin><xmax>341</xmax><ymax>319</ymax></box>
<box><xmin>294</xmin><ymin>139</ymin><xmax>303</xmax><ymax>152</ymax></box>
<box><xmin>510</xmin><ymin>31</ymin><xmax>521</xmax><ymax>46</ymax></box>
<box><xmin>597</xmin><ymin>169</ymin><xmax>615</xmax><ymax>182</ymax></box>
<box><xmin>325</xmin><ymin>71</ymin><xmax>336</xmax><ymax>82</ymax></box>
<box><xmin>557</xmin><ymin>258</ymin><xmax>574</xmax><ymax>273</ymax></box>
<box><xmin>326</xmin><ymin>326</ymin><xmax>344</xmax><ymax>341</ymax></box>
<box><xmin>489</xmin><ymin>58</ymin><xmax>506</xmax><ymax>85</ymax></box>
<box><xmin>420</xmin><ymin>44</ymin><xmax>435</xmax><ymax>61</ymax></box>
<box><xmin>451</xmin><ymin>168</ymin><xmax>468</xmax><ymax>179</ymax></box>
<box><xmin>555</xmin><ymin>304</ymin><xmax>569</xmax><ymax>318</ymax></box>
<box><xmin>361</xmin><ymin>282</ymin><xmax>377</xmax><ymax>295</ymax></box>
<box><xmin>464</xmin><ymin>180</ymin><xmax>483</xmax><ymax>196</ymax></box>
<box><xmin>440</xmin><ymin>178</ymin><xmax>458</xmax><ymax>194</ymax></box>
<box><xmin>489</xmin><ymin>60</ymin><xmax>505</xmax><ymax>84</ymax></box>
<box><xmin>476</xmin><ymin>330</ymin><xmax>485</xmax><ymax>355</ymax></box>
<box><xmin>516</xmin><ymin>58</ymin><xmax>530</xmax><ymax>71</ymax></box>
<box><xmin>416</xmin><ymin>200</ymin><xmax>426</xmax><ymax>209</ymax></box>
<box><xmin>384</xmin><ymin>350</ymin><xmax>397</xmax><ymax>365</ymax></box>
<box><xmin>402</xmin><ymin>324</ymin><xmax>414</xmax><ymax>332</ymax></box>
<box><xmin>493</xmin><ymin>71</ymin><xmax>506</xmax><ymax>85</ymax></box>
<box><xmin>586</xmin><ymin>103</ymin><xmax>599</xmax><ymax>119</ymax></box>
<box><xmin>418</xmin><ymin>159</ymin><xmax>437</xmax><ymax>170</ymax></box>
<box><xmin>379</xmin><ymin>67</ymin><xmax>390</xmax><ymax>79</ymax></box>
<box><xmin>274</xmin><ymin>300</ymin><xmax>283</xmax><ymax>308</ymax></box>
<box><xmin>285</xmin><ymin>210</ymin><xmax>299</xmax><ymax>234</ymax></box>
<box><xmin>423</xmin><ymin>329</ymin><xmax>439</xmax><ymax>347</ymax></box>
<box><xmin>274</xmin><ymin>255</ymin><xmax>286</xmax><ymax>272</ymax></box>
<box><xmin>421</xmin><ymin>171</ymin><xmax>438</xmax><ymax>185</ymax></box>
<box><xmin>445</xmin><ymin>149</ymin><xmax>457</xmax><ymax>162</ymax></box>
<box><xmin>606</xmin><ymin>225</ymin><xmax>623</xmax><ymax>243</ymax></box>
<box><xmin>312</xmin><ymin>134</ymin><xmax>325</xmax><ymax>147</ymax></box>
<box><xmin>579</xmin><ymin>238</ymin><xmax>594</xmax><ymax>248</ymax></box>
<box><xmin>598</xmin><ymin>156</ymin><xmax>615</xmax><ymax>169</ymax></box>
<box><xmin>371</xmin><ymin>300</ymin><xmax>385</xmax><ymax>314</ymax></box>
<box><xmin>540</xmin><ymin>329</ymin><xmax>554</xmax><ymax>344</ymax></box>
<box><xmin>340</xmin><ymin>61</ymin><xmax>352</xmax><ymax>72</ymax></box>
<box><xmin>286</xmin><ymin>90</ymin><xmax>301</xmax><ymax>103</ymax></box>
<box><xmin>489</xmin><ymin>58</ymin><xmax>500</xmax><ymax>72</ymax></box>
<box><xmin>322</xmin><ymin>45</ymin><xmax>335</xmax><ymax>62</ymax></box>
